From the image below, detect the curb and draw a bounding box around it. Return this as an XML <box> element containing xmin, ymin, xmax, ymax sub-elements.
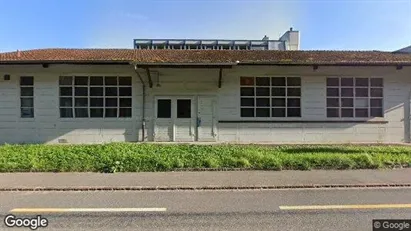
<box><xmin>2</xmin><ymin>183</ymin><xmax>411</xmax><ymax>191</ymax></box>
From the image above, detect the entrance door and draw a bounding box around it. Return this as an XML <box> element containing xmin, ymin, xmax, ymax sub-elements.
<box><xmin>197</xmin><ymin>96</ymin><xmax>217</xmax><ymax>141</ymax></box>
<box><xmin>154</xmin><ymin>97</ymin><xmax>195</xmax><ymax>142</ymax></box>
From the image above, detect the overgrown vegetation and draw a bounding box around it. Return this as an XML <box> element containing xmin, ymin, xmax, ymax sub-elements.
<box><xmin>0</xmin><ymin>143</ymin><xmax>410</xmax><ymax>172</ymax></box>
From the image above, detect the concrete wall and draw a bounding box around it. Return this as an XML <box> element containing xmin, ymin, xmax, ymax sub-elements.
<box><xmin>0</xmin><ymin>64</ymin><xmax>410</xmax><ymax>144</ymax></box>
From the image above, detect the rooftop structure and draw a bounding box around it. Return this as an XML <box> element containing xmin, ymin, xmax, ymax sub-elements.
<box><xmin>134</xmin><ymin>28</ymin><xmax>300</xmax><ymax>51</ymax></box>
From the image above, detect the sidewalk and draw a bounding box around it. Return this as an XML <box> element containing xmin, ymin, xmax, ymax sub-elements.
<box><xmin>0</xmin><ymin>169</ymin><xmax>410</xmax><ymax>190</ymax></box>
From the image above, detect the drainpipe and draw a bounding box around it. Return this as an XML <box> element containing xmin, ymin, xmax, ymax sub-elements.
<box><xmin>133</xmin><ymin>64</ymin><xmax>146</xmax><ymax>142</ymax></box>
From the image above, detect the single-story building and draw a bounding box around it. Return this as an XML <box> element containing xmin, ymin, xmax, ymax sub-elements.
<box><xmin>0</xmin><ymin>49</ymin><xmax>411</xmax><ymax>144</ymax></box>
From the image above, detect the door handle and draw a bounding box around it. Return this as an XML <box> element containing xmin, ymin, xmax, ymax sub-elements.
<box><xmin>197</xmin><ymin>117</ymin><xmax>202</xmax><ymax>127</ymax></box>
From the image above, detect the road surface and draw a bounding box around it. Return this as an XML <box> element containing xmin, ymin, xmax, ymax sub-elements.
<box><xmin>1</xmin><ymin>188</ymin><xmax>411</xmax><ymax>230</ymax></box>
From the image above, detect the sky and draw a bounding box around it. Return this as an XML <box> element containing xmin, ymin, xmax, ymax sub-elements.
<box><xmin>0</xmin><ymin>0</ymin><xmax>410</xmax><ymax>52</ymax></box>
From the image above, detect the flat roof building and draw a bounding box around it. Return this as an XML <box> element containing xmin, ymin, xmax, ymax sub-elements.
<box><xmin>134</xmin><ymin>28</ymin><xmax>299</xmax><ymax>51</ymax></box>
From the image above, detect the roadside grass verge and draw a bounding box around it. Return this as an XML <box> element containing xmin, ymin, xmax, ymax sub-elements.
<box><xmin>0</xmin><ymin>143</ymin><xmax>410</xmax><ymax>172</ymax></box>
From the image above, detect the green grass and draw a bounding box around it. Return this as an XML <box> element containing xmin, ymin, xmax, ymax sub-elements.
<box><xmin>0</xmin><ymin>143</ymin><xmax>410</xmax><ymax>172</ymax></box>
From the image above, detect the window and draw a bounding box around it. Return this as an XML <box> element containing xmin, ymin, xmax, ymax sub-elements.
<box><xmin>157</xmin><ymin>99</ymin><xmax>171</xmax><ymax>118</ymax></box>
<box><xmin>20</xmin><ymin>76</ymin><xmax>34</xmax><ymax>118</ymax></box>
<box><xmin>326</xmin><ymin>77</ymin><xmax>383</xmax><ymax>118</ymax></box>
<box><xmin>177</xmin><ymin>99</ymin><xmax>191</xmax><ymax>118</ymax></box>
<box><xmin>240</xmin><ymin>77</ymin><xmax>301</xmax><ymax>117</ymax></box>
<box><xmin>59</xmin><ymin>76</ymin><xmax>132</xmax><ymax>118</ymax></box>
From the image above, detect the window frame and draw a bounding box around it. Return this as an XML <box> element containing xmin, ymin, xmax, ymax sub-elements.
<box><xmin>326</xmin><ymin>77</ymin><xmax>384</xmax><ymax>119</ymax></box>
<box><xmin>58</xmin><ymin>76</ymin><xmax>133</xmax><ymax>119</ymax></box>
<box><xmin>240</xmin><ymin>76</ymin><xmax>302</xmax><ymax>119</ymax></box>
<box><xmin>20</xmin><ymin>76</ymin><xmax>34</xmax><ymax>118</ymax></box>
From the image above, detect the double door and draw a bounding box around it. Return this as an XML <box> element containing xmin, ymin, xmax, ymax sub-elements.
<box><xmin>154</xmin><ymin>96</ymin><xmax>216</xmax><ymax>142</ymax></box>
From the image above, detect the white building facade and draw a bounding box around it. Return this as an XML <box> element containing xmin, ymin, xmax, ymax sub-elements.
<box><xmin>0</xmin><ymin>49</ymin><xmax>410</xmax><ymax>144</ymax></box>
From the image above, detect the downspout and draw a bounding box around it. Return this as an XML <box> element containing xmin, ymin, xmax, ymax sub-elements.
<box><xmin>133</xmin><ymin>64</ymin><xmax>146</xmax><ymax>142</ymax></box>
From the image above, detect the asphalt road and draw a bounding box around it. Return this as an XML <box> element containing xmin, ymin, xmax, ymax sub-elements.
<box><xmin>1</xmin><ymin>188</ymin><xmax>411</xmax><ymax>230</ymax></box>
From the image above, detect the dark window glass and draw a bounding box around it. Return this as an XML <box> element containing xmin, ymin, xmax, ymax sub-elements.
<box><xmin>105</xmin><ymin>77</ymin><xmax>117</xmax><ymax>85</ymax></box>
<box><xmin>355</xmin><ymin>78</ymin><xmax>369</xmax><ymax>86</ymax></box>
<box><xmin>119</xmin><ymin>108</ymin><xmax>132</xmax><ymax>117</ymax></box>
<box><xmin>341</xmin><ymin>78</ymin><xmax>353</xmax><ymax>86</ymax></box>
<box><xmin>105</xmin><ymin>87</ymin><xmax>117</xmax><ymax>96</ymax></box>
<box><xmin>341</xmin><ymin>109</ymin><xmax>354</xmax><ymax>117</ymax></box>
<box><xmin>60</xmin><ymin>108</ymin><xmax>73</xmax><ymax>118</ymax></box>
<box><xmin>177</xmin><ymin>99</ymin><xmax>191</xmax><ymax>118</ymax></box>
<box><xmin>75</xmin><ymin>76</ymin><xmax>88</xmax><ymax>85</ymax></box>
<box><xmin>59</xmin><ymin>76</ymin><xmax>72</xmax><ymax>85</ymax></box>
<box><xmin>287</xmin><ymin>77</ymin><xmax>301</xmax><ymax>86</ymax></box>
<box><xmin>157</xmin><ymin>99</ymin><xmax>171</xmax><ymax>118</ymax></box>
<box><xmin>60</xmin><ymin>87</ymin><xmax>72</xmax><ymax>96</ymax></box>
<box><xmin>256</xmin><ymin>108</ymin><xmax>270</xmax><ymax>117</ymax></box>
<box><xmin>240</xmin><ymin>77</ymin><xmax>254</xmax><ymax>86</ymax></box>
<box><xmin>241</xmin><ymin>108</ymin><xmax>254</xmax><ymax>117</ymax></box>
<box><xmin>272</xmin><ymin>98</ymin><xmax>285</xmax><ymax>107</ymax></box>
<box><xmin>20</xmin><ymin>76</ymin><xmax>33</xmax><ymax>85</ymax></box>
<box><xmin>287</xmin><ymin>88</ymin><xmax>301</xmax><ymax>96</ymax></box>
<box><xmin>371</xmin><ymin>99</ymin><xmax>383</xmax><ymax>107</ymax></box>
<box><xmin>119</xmin><ymin>77</ymin><xmax>132</xmax><ymax>86</ymax></box>
<box><xmin>105</xmin><ymin>108</ymin><xmax>117</xmax><ymax>117</ymax></box>
<box><xmin>272</xmin><ymin>88</ymin><xmax>285</xmax><ymax>96</ymax></box>
<box><xmin>120</xmin><ymin>98</ymin><xmax>132</xmax><ymax>107</ymax></box>
<box><xmin>355</xmin><ymin>108</ymin><xmax>368</xmax><ymax>117</ymax></box>
<box><xmin>240</xmin><ymin>87</ymin><xmax>254</xmax><ymax>96</ymax></box>
<box><xmin>371</xmin><ymin>78</ymin><xmax>383</xmax><ymax>87</ymax></box>
<box><xmin>241</xmin><ymin>98</ymin><xmax>254</xmax><ymax>106</ymax></box>
<box><xmin>256</xmin><ymin>77</ymin><xmax>270</xmax><ymax>86</ymax></box>
<box><xmin>90</xmin><ymin>108</ymin><xmax>104</xmax><ymax>118</ymax></box>
<box><xmin>90</xmin><ymin>87</ymin><xmax>103</xmax><ymax>96</ymax></box>
<box><xmin>21</xmin><ymin>98</ymin><xmax>33</xmax><ymax>107</ymax></box>
<box><xmin>21</xmin><ymin>108</ymin><xmax>34</xmax><ymax>118</ymax></box>
<box><xmin>287</xmin><ymin>98</ymin><xmax>300</xmax><ymax>107</ymax></box>
<box><xmin>90</xmin><ymin>76</ymin><xmax>103</xmax><ymax>85</ymax></box>
<box><xmin>271</xmin><ymin>77</ymin><xmax>286</xmax><ymax>86</ymax></box>
<box><xmin>327</xmin><ymin>78</ymin><xmax>339</xmax><ymax>86</ymax></box>
<box><xmin>75</xmin><ymin>98</ymin><xmax>88</xmax><ymax>107</ymax></box>
<box><xmin>90</xmin><ymin>98</ymin><xmax>103</xmax><ymax>107</ymax></box>
<box><xmin>327</xmin><ymin>88</ymin><xmax>339</xmax><ymax>97</ymax></box>
<box><xmin>59</xmin><ymin>98</ymin><xmax>72</xmax><ymax>107</ymax></box>
<box><xmin>341</xmin><ymin>88</ymin><xmax>354</xmax><ymax>97</ymax></box>
<box><xmin>75</xmin><ymin>87</ymin><xmax>88</xmax><ymax>96</ymax></box>
<box><xmin>371</xmin><ymin>108</ymin><xmax>383</xmax><ymax>117</ymax></box>
<box><xmin>355</xmin><ymin>88</ymin><xmax>368</xmax><ymax>97</ymax></box>
<box><xmin>272</xmin><ymin>108</ymin><xmax>285</xmax><ymax>117</ymax></box>
<box><xmin>327</xmin><ymin>108</ymin><xmax>339</xmax><ymax>117</ymax></box>
<box><xmin>75</xmin><ymin>108</ymin><xmax>88</xmax><ymax>118</ymax></box>
<box><xmin>341</xmin><ymin>98</ymin><xmax>353</xmax><ymax>107</ymax></box>
<box><xmin>371</xmin><ymin>88</ymin><xmax>383</xmax><ymax>97</ymax></box>
<box><xmin>327</xmin><ymin>98</ymin><xmax>339</xmax><ymax>107</ymax></box>
<box><xmin>256</xmin><ymin>98</ymin><xmax>270</xmax><ymax>107</ymax></box>
<box><xmin>119</xmin><ymin>87</ymin><xmax>132</xmax><ymax>96</ymax></box>
<box><xmin>256</xmin><ymin>87</ymin><xmax>270</xmax><ymax>96</ymax></box>
<box><xmin>105</xmin><ymin>98</ymin><xmax>117</xmax><ymax>107</ymax></box>
<box><xmin>287</xmin><ymin>108</ymin><xmax>301</xmax><ymax>117</ymax></box>
<box><xmin>21</xmin><ymin>87</ymin><xmax>33</xmax><ymax>96</ymax></box>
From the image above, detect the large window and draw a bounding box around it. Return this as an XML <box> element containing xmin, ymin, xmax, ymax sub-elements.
<box><xmin>326</xmin><ymin>77</ymin><xmax>383</xmax><ymax>118</ymax></box>
<box><xmin>59</xmin><ymin>76</ymin><xmax>132</xmax><ymax>118</ymax></box>
<box><xmin>240</xmin><ymin>77</ymin><xmax>301</xmax><ymax>118</ymax></box>
<box><xmin>20</xmin><ymin>76</ymin><xmax>34</xmax><ymax>118</ymax></box>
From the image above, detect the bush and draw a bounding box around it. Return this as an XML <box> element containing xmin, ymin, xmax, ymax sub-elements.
<box><xmin>0</xmin><ymin>143</ymin><xmax>410</xmax><ymax>172</ymax></box>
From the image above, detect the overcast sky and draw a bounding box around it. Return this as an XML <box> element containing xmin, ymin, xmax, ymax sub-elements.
<box><xmin>0</xmin><ymin>0</ymin><xmax>410</xmax><ymax>52</ymax></box>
